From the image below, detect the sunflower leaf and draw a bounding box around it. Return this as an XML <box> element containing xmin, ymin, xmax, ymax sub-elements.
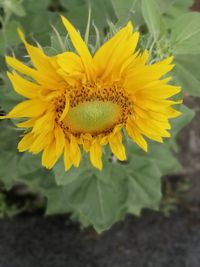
<box><xmin>171</xmin><ymin>12</ymin><xmax>200</xmax><ymax>55</ymax></box>
<box><xmin>141</xmin><ymin>0</ymin><xmax>165</xmax><ymax>39</ymax></box>
<box><xmin>174</xmin><ymin>55</ymin><xmax>200</xmax><ymax>96</ymax></box>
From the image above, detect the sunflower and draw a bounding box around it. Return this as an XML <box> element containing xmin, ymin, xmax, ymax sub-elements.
<box><xmin>0</xmin><ymin>16</ymin><xmax>181</xmax><ymax>171</ymax></box>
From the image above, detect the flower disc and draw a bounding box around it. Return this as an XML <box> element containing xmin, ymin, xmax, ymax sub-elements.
<box><xmin>64</xmin><ymin>100</ymin><xmax>121</xmax><ymax>134</ymax></box>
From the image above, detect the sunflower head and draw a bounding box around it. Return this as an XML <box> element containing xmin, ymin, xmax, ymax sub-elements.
<box><xmin>1</xmin><ymin>16</ymin><xmax>182</xmax><ymax>171</ymax></box>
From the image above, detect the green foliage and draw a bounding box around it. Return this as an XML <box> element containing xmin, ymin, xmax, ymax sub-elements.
<box><xmin>0</xmin><ymin>104</ymin><xmax>193</xmax><ymax>232</ymax></box>
<box><xmin>0</xmin><ymin>0</ymin><xmax>198</xmax><ymax>232</ymax></box>
<box><xmin>141</xmin><ymin>0</ymin><xmax>165</xmax><ymax>39</ymax></box>
<box><xmin>174</xmin><ymin>55</ymin><xmax>200</xmax><ymax>97</ymax></box>
<box><xmin>171</xmin><ymin>12</ymin><xmax>200</xmax><ymax>55</ymax></box>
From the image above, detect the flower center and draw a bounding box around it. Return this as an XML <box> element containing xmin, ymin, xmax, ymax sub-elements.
<box><xmin>56</xmin><ymin>81</ymin><xmax>133</xmax><ymax>136</ymax></box>
<box><xmin>63</xmin><ymin>100</ymin><xmax>121</xmax><ymax>134</ymax></box>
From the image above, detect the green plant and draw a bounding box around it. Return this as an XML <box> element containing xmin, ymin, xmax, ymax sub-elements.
<box><xmin>0</xmin><ymin>0</ymin><xmax>198</xmax><ymax>232</ymax></box>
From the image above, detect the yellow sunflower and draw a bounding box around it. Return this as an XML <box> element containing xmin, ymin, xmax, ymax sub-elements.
<box><xmin>0</xmin><ymin>16</ymin><xmax>181</xmax><ymax>171</ymax></box>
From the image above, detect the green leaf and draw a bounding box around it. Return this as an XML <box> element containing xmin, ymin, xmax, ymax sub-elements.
<box><xmin>128</xmin><ymin>142</ymin><xmax>180</xmax><ymax>177</ymax></box>
<box><xmin>0</xmin><ymin>120</ymin><xmax>21</xmax><ymax>188</ymax></box>
<box><xmin>141</xmin><ymin>0</ymin><xmax>164</xmax><ymax>39</ymax></box>
<box><xmin>0</xmin><ymin>73</ymin><xmax>24</xmax><ymax>112</ymax></box>
<box><xmin>174</xmin><ymin>54</ymin><xmax>200</xmax><ymax>96</ymax></box>
<box><xmin>60</xmin><ymin>0</ymin><xmax>116</xmax><ymax>37</ymax></box>
<box><xmin>125</xmin><ymin>166</ymin><xmax>161</xmax><ymax>215</ymax></box>
<box><xmin>16</xmin><ymin>152</ymin><xmax>55</xmax><ymax>192</ymax></box>
<box><xmin>0</xmin><ymin>151</ymin><xmax>19</xmax><ymax>188</ymax></box>
<box><xmin>112</xmin><ymin>0</ymin><xmax>137</xmax><ymax>23</ymax></box>
<box><xmin>0</xmin><ymin>20</ymin><xmax>21</xmax><ymax>55</ymax></box>
<box><xmin>44</xmin><ymin>140</ymin><xmax>180</xmax><ymax>232</ymax></box>
<box><xmin>172</xmin><ymin>12</ymin><xmax>200</xmax><ymax>55</ymax></box>
<box><xmin>157</xmin><ymin>0</ymin><xmax>176</xmax><ymax>13</ymax></box>
<box><xmin>165</xmin><ymin>0</ymin><xmax>194</xmax><ymax>18</ymax></box>
<box><xmin>3</xmin><ymin>0</ymin><xmax>26</xmax><ymax>17</ymax></box>
<box><xmin>45</xmin><ymin>165</ymin><xmax>126</xmax><ymax>232</ymax></box>
<box><xmin>54</xmin><ymin>159</ymin><xmax>91</xmax><ymax>186</ymax></box>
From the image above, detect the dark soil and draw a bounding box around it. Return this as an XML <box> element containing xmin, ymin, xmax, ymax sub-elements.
<box><xmin>0</xmin><ymin>208</ymin><xmax>200</xmax><ymax>267</ymax></box>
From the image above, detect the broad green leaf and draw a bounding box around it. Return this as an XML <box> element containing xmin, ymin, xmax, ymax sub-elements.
<box><xmin>0</xmin><ymin>151</ymin><xmax>19</xmax><ymax>188</ymax></box>
<box><xmin>125</xmin><ymin>166</ymin><xmax>161</xmax><ymax>215</ymax></box>
<box><xmin>0</xmin><ymin>120</ymin><xmax>21</xmax><ymax>188</ymax></box>
<box><xmin>112</xmin><ymin>0</ymin><xmax>139</xmax><ymax>24</ymax></box>
<box><xmin>45</xmin><ymin>166</ymin><xmax>126</xmax><ymax>232</ymax></box>
<box><xmin>128</xmin><ymin>142</ymin><xmax>180</xmax><ymax>177</ymax></box>
<box><xmin>0</xmin><ymin>74</ymin><xmax>24</xmax><ymax>112</ymax></box>
<box><xmin>2</xmin><ymin>0</ymin><xmax>26</xmax><ymax>17</ymax></box>
<box><xmin>16</xmin><ymin>0</ymin><xmax>56</xmax><ymax>46</ymax></box>
<box><xmin>172</xmin><ymin>13</ymin><xmax>200</xmax><ymax>55</ymax></box>
<box><xmin>157</xmin><ymin>0</ymin><xmax>176</xmax><ymax>13</ymax></box>
<box><xmin>54</xmin><ymin>159</ymin><xmax>91</xmax><ymax>186</ymax></box>
<box><xmin>0</xmin><ymin>20</ymin><xmax>21</xmax><ymax>55</ymax></box>
<box><xmin>166</xmin><ymin>0</ymin><xmax>194</xmax><ymax>17</ymax></box>
<box><xmin>44</xmin><ymin>141</ymin><xmax>180</xmax><ymax>232</ymax></box>
<box><xmin>15</xmin><ymin>152</ymin><xmax>55</xmax><ymax>192</ymax></box>
<box><xmin>60</xmin><ymin>0</ymin><xmax>116</xmax><ymax>36</ymax></box>
<box><xmin>174</xmin><ymin>55</ymin><xmax>200</xmax><ymax>96</ymax></box>
<box><xmin>141</xmin><ymin>0</ymin><xmax>164</xmax><ymax>39</ymax></box>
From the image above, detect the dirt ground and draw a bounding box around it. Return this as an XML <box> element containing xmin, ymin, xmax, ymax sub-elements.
<box><xmin>0</xmin><ymin>209</ymin><xmax>200</xmax><ymax>267</ymax></box>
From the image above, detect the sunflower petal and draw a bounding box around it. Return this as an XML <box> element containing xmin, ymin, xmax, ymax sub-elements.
<box><xmin>70</xmin><ymin>134</ymin><xmax>81</xmax><ymax>167</ymax></box>
<box><xmin>109</xmin><ymin>129</ymin><xmax>126</xmax><ymax>161</ymax></box>
<box><xmin>61</xmin><ymin>16</ymin><xmax>94</xmax><ymax>80</ymax></box>
<box><xmin>64</xmin><ymin>139</ymin><xmax>73</xmax><ymax>171</ymax></box>
<box><xmin>18</xmin><ymin>132</ymin><xmax>35</xmax><ymax>152</ymax></box>
<box><xmin>5</xmin><ymin>99</ymin><xmax>48</xmax><ymax>118</ymax></box>
<box><xmin>7</xmin><ymin>71</ymin><xmax>39</xmax><ymax>99</ymax></box>
<box><xmin>90</xmin><ymin>140</ymin><xmax>103</xmax><ymax>170</ymax></box>
<box><xmin>126</xmin><ymin>120</ymin><xmax>148</xmax><ymax>152</ymax></box>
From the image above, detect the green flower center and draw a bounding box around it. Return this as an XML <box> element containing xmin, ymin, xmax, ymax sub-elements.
<box><xmin>64</xmin><ymin>100</ymin><xmax>121</xmax><ymax>134</ymax></box>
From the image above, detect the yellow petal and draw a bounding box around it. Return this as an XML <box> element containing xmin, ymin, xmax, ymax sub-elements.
<box><xmin>61</xmin><ymin>16</ymin><xmax>94</xmax><ymax>80</ymax></box>
<box><xmin>133</xmin><ymin>119</ymin><xmax>163</xmax><ymax>143</ymax></box>
<box><xmin>42</xmin><ymin>140</ymin><xmax>57</xmax><ymax>169</ymax></box>
<box><xmin>101</xmin><ymin>32</ymin><xmax>139</xmax><ymax>81</ymax></box>
<box><xmin>17</xmin><ymin>29</ymin><xmax>60</xmax><ymax>81</ymax></box>
<box><xmin>81</xmin><ymin>133</ymin><xmax>92</xmax><ymax>152</ymax></box>
<box><xmin>137</xmin><ymin>85</ymin><xmax>181</xmax><ymax>99</ymax></box>
<box><xmin>126</xmin><ymin>120</ymin><xmax>148</xmax><ymax>152</ymax></box>
<box><xmin>56</xmin><ymin>52</ymin><xmax>83</xmax><ymax>74</ymax></box>
<box><xmin>70</xmin><ymin>134</ymin><xmax>81</xmax><ymax>167</ymax></box>
<box><xmin>64</xmin><ymin>139</ymin><xmax>72</xmax><ymax>171</ymax></box>
<box><xmin>29</xmin><ymin>132</ymin><xmax>53</xmax><ymax>154</ymax></box>
<box><xmin>134</xmin><ymin>116</ymin><xmax>171</xmax><ymax>137</ymax></box>
<box><xmin>5</xmin><ymin>99</ymin><xmax>48</xmax><ymax>118</ymax></box>
<box><xmin>7</xmin><ymin>71</ymin><xmax>39</xmax><ymax>99</ymax></box>
<box><xmin>59</xmin><ymin>96</ymin><xmax>69</xmax><ymax>122</ymax></box>
<box><xmin>94</xmin><ymin>21</ymin><xmax>139</xmax><ymax>81</ymax></box>
<box><xmin>18</xmin><ymin>132</ymin><xmax>35</xmax><ymax>152</ymax></box>
<box><xmin>109</xmin><ymin>129</ymin><xmax>126</xmax><ymax>161</ymax></box>
<box><xmin>16</xmin><ymin>118</ymin><xmax>36</xmax><ymax>128</ymax></box>
<box><xmin>165</xmin><ymin>107</ymin><xmax>182</xmax><ymax>118</ymax></box>
<box><xmin>6</xmin><ymin>56</ymin><xmax>37</xmax><ymax>77</ymax></box>
<box><xmin>90</xmin><ymin>140</ymin><xmax>102</xmax><ymax>170</ymax></box>
<box><xmin>54</xmin><ymin>126</ymin><xmax>65</xmax><ymax>157</ymax></box>
<box><xmin>6</xmin><ymin>56</ymin><xmax>60</xmax><ymax>89</ymax></box>
<box><xmin>32</xmin><ymin>111</ymin><xmax>55</xmax><ymax>134</ymax></box>
<box><xmin>125</xmin><ymin>56</ymin><xmax>175</xmax><ymax>90</ymax></box>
